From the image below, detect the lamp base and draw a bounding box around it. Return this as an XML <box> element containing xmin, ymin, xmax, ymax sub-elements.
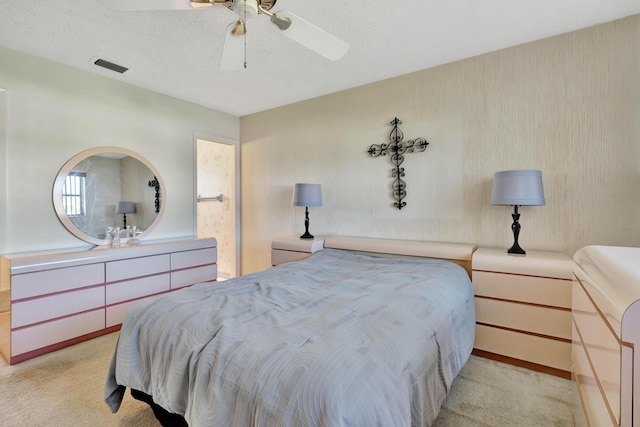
<box><xmin>507</xmin><ymin>241</ymin><xmax>526</xmax><ymax>255</ymax></box>
<box><xmin>300</xmin><ymin>206</ymin><xmax>314</xmax><ymax>239</ymax></box>
<box><xmin>299</xmin><ymin>231</ymin><xmax>314</xmax><ymax>240</ymax></box>
<box><xmin>507</xmin><ymin>205</ymin><xmax>526</xmax><ymax>255</ymax></box>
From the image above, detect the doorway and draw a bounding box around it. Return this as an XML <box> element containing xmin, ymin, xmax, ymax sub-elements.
<box><xmin>196</xmin><ymin>138</ymin><xmax>239</xmax><ymax>279</ymax></box>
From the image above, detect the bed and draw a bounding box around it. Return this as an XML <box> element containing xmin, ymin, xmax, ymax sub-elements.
<box><xmin>104</xmin><ymin>237</ymin><xmax>476</xmax><ymax>427</ymax></box>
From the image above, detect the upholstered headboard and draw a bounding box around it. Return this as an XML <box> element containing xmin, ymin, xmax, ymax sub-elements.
<box><xmin>323</xmin><ymin>236</ymin><xmax>477</xmax><ymax>277</ymax></box>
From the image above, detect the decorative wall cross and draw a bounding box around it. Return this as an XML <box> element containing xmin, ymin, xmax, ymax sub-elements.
<box><xmin>148</xmin><ymin>175</ymin><xmax>161</xmax><ymax>213</ymax></box>
<box><xmin>367</xmin><ymin>117</ymin><xmax>429</xmax><ymax>210</ymax></box>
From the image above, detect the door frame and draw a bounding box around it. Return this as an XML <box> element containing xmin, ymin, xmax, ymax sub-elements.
<box><xmin>0</xmin><ymin>89</ymin><xmax>6</xmax><ymax>257</ymax></box>
<box><xmin>193</xmin><ymin>132</ymin><xmax>241</xmax><ymax>278</ymax></box>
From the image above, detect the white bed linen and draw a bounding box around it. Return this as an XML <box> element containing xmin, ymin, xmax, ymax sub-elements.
<box><xmin>105</xmin><ymin>248</ymin><xmax>475</xmax><ymax>427</ymax></box>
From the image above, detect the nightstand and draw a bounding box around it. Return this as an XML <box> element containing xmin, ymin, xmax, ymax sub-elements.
<box><xmin>271</xmin><ymin>237</ymin><xmax>325</xmax><ymax>266</ymax></box>
<box><xmin>472</xmin><ymin>247</ymin><xmax>573</xmax><ymax>378</ymax></box>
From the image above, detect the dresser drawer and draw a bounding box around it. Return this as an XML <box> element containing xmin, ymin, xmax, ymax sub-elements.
<box><xmin>572</xmin><ymin>323</ymin><xmax>620</xmax><ymax>427</ymax></box>
<box><xmin>171</xmin><ymin>264</ymin><xmax>217</xmax><ymax>290</ymax></box>
<box><xmin>106</xmin><ymin>254</ymin><xmax>170</xmax><ymax>282</ymax></box>
<box><xmin>106</xmin><ymin>273</ymin><xmax>170</xmax><ymax>305</ymax></box>
<box><xmin>475</xmin><ymin>298</ymin><xmax>571</xmax><ymax>340</ymax></box>
<box><xmin>12</xmin><ymin>263</ymin><xmax>104</xmax><ymax>300</ymax></box>
<box><xmin>12</xmin><ymin>286</ymin><xmax>104</xmax><ymax>328</ymax></box>
<box><xmin>106</xmin><ymin>294</ymin><xmax>165</xmax><ymax>328</ymax></box>
<box><xmin>171</xmin><ymin>247</ymin><xmax>216</xmax><ymax>270</ymax></box>
<box><xmin>11</xmin><ymin>309</ymin><xmax>104</xmax><ymax>356</ymax></box>
<box><xmin>472</xmin><ymin>248</ymin><xmax>573</xmax><ymax>279</ymax></box>
<box><xmin>475</xmin><ymin>324</ymin><xmax>571</xmax><ymax>371</ymax></box>
<box><xmin>472</xmin><ymin>270</ymin><xmax>571</xmax><ymax>309</ymax></box>
<box><xmin>573</xmin><ymin>279</ymin><xmax>622</xmax><ymax>423</ymax></box>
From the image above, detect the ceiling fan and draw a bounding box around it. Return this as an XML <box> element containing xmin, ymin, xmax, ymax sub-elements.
<box><xmin>97</xmin><ymin>0</ymin><xmax>349</xmax><ymax>70</ymax></box>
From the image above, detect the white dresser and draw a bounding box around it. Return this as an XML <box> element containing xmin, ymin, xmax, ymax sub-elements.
<box><xmin>472</xmin><ymin>247</ymin><xmax>573</xmax><ymax>378</ymax></box>
<box><xmin>0</xmin><ymin>238</ymin><xmax>217</xmax><ymax>364</ymax></box>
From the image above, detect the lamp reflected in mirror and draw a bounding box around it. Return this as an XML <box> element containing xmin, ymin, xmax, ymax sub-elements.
<box><xmin>115</xmin><ymin>201</ymin><xmax>135</xmax><ymax>229</ymax></box>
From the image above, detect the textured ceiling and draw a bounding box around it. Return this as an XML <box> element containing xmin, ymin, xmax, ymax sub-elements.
<box><xmin>1</xmin><ymin>0</ymin><xmax>639</xmax><ymax>117</ymax></box>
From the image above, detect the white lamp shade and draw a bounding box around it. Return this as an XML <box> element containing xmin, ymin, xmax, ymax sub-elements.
<box><xmin>491</xmin><ymin>170</ymin><xmax>545</xmax><ymax>206</ymax></box>
<box><xmin>115</xmin><ymin>201</ymin><xmax>136</xmax><ymax>214</ymax></box>
<box><xmin>292</xmin><ymin>183</ymin><xmax>322</xmax><ymax>207</ymax></box>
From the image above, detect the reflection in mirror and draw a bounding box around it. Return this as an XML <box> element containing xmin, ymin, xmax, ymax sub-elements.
<box><xmin>53</xmin><ymin>147</ymin><xmax>165</xmax><ymax>246</ymax></box>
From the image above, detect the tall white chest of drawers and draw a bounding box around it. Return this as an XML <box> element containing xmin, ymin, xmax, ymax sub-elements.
<box><xmin>0</xmin><ymin>238</ymin><xmax>217</xmax><ymax>364</ymax></box>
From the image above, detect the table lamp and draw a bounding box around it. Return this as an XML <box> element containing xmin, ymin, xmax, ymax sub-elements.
<box><xmin>491</xmin><ymin>170</ymin><xmax>545</xmax><ymax>255</ymax></box>
<box><xmin>292</xmin><ymin>183</ymin><xmax>322</xmax><ymax>239</ymax></box>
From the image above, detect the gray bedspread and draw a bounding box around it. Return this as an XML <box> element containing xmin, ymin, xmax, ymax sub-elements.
<box><xmin>105</xmin><ymin>248</ymin><xmax>475</xmax><ymax>427</ymax></box>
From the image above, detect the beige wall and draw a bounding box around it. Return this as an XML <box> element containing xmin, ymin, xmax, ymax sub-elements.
<box><xmin>1</xmin><ymin>16</ymin><xmax>639</xmax><ymax>269</ymax></box>
<box><xmin>241</xmin><ymin>15</ymin><xmax>640</xmax><ymax>274</ymax></box>
<box><xmin>0</xmin><ymin>46</ymin><xmax>239</xmax><ymax>254</ymax></box>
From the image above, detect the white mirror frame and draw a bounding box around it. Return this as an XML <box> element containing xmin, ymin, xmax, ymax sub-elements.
<box><xmin>53</xmin><ymin>146</ymin><xmax>166</xmax><ymax>246</ymax></box>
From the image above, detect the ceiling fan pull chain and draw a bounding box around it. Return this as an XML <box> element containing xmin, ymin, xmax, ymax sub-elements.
<box><xmin>243</xmin><ymin>0</ymin><xmax>247</xmax><ymax>68</ymax></box>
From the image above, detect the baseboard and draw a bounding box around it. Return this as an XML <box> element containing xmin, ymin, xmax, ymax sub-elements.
<box><xmin>472</xmin><ymin>348</ymin><xmax>571</xmax><ymax>379</ymax></box>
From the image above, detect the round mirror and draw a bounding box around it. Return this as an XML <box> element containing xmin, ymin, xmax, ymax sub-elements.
<box><xmin>53</xmin><ymin>147</ymin><xmax>165</xmax><ymax>246</ymax></box>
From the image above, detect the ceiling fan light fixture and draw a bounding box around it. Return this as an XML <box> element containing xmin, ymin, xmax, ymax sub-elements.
<box><xmin>233</xmin><ymin>0</ymin><xmax>258</xmax><ymax>17</ymax></box>
<box><xmin>231</xmin><ymin>20</ymin><xmax>246</xmax><ymax>35</ymax></box>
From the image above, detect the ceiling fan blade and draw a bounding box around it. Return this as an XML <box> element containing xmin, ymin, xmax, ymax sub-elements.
<box><xmin>219</xmin><ymin>21</ymin><xmax>246</xmax><ymax>71</ymax></box>
<box><xmin>270</xmin><ymin>10</ymin><xmax>349</xmax><ymax>61</ymax></box>
<box><xmin>97</xmin><ymin>0</ymin><xmax>193</xmax><ymax>11</ymax></box>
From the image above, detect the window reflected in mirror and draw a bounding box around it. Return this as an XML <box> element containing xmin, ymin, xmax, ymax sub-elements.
<box><xmin>62</xmin><ymin>172</ymin><xmax>86</xmax><ymax>217</ymax></box>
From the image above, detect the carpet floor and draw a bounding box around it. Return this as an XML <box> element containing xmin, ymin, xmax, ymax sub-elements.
<box><xmin>0</xmin><ymin>332</ymin><xmax>573</xmax><ymax>426</ymax></box>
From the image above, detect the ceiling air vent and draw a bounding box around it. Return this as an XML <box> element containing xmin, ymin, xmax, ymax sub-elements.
<box><xmin>94</xmin><ymin>58</ymin><xmax>128</xmax><ymax>74</ymax></box>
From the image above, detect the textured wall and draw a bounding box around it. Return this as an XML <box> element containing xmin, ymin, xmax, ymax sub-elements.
<box><xmin>241</xmin><ymin>15</ymin><xmax>640</xmax><ymax>274</ymax></box>
<box><xmin>0</xmin><ymin>46</ymin><xmax>239</xmax><ymax>253</ymax></box>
